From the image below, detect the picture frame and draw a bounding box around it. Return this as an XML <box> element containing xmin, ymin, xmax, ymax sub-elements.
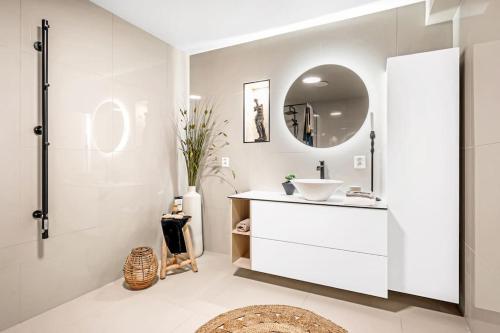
<box><xmin>243</xmin><ymin>79</ymin><xmax>270</xmax><ymax>143</ymax></box>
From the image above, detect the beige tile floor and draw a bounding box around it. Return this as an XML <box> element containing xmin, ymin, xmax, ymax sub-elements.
<box><xmin>2</xmin><ymin>252</ymin><xmax>470</xmax><ymax>333</ymax></box>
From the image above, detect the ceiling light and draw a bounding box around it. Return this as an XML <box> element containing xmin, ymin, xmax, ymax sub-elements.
<box><xmin>189</xmin><ymin>94</ymin><xmax>202</xmax><ymax>100</ymax></box>
<box><xmin>302</xmin><ymin>76</ymin><xmax>321</xmax><ymax>84</ymax></box>
<box><xmin>330</xmin><ymin>111</ymin><xmax>342</xmax><ymax>117</ymax></box>
<box><xmin>313</xmin><ymin>114</ymin><xmax>320</xmax><ymax>117</ymax></box>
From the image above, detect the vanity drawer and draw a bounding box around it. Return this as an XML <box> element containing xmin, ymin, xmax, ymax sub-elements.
<box><xmin>251</xmin><ymin>237</ymin><xmax>388</xmax><ymax>298</ymax></box>
<box><xmin>250</xmin><ymin>200</ymin><xmax>387</xmax><ymax>256</ymax></box>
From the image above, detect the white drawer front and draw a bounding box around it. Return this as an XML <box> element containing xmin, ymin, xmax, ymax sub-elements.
<box><xmin>251</xmin><ymin>200</ymin><xmax>387</xmax><ymax>256</ymax></box>
<box><xmin>251</xmin><ymin>237</ymin><xmax>388</xmax><ymax>298</ymax></box>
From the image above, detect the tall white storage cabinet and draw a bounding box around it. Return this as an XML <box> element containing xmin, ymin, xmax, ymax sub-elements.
<box><xmin>387</xmin><ymin>48</ymin><xmax>459</xmax><ymax>303</ymax></box>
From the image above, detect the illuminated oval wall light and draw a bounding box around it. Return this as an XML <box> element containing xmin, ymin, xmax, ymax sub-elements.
<box><xmin>330</xmin><ymin>111</ymin><xmax>342</xmax><ymax>117</ymax></box>
<box><xmin>92</xmin><ymin>98</ymin><xmax>130</xmax><ymax>154</ymax></box>
<box><xmin>113</xmin><ymin>99</ymin><xmax>130</xmax><ymax>152</ymax></box>
<box><xmin>189</xmin><ymin>94</ymin><xmax>202</xmax><ymax>100</ymax></box>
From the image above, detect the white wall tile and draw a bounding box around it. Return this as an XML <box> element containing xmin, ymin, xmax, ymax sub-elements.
<box><xmin>0</xmin><ymin>263</ymin><xmax>21</xmax><ymax>329</ymax></box>
<box><xmin>20</xmin><ymin>0</ymin><xmax>113</xmax><ymax>76</ymax></box>
<box><xmin>0</xmin><ymin>49</ymin><xmax>21</xmax><ymax>151</ymax></box>
<box><xmin>473</xmin><ymin>41</ymin><xmax>500</xmax><ymax>146</ymax></box>
<box><xmin>0</xmin><ymin>0</ymin><xmax>187</xmax><ymax>330</ymax></box>
<box><xmin>474</xmin><ymin>142</ymin><xmax>500</xmax><ymax>313</ymax></box>
<box><xmin>458</xmin><ymin>1</ymin><xmax>500</xmax><ymax>330</ymax></box>
<box><xmin>0</xmin><ymin>0</ymin><xmax>20</xmax><ymax>48</ymax></box>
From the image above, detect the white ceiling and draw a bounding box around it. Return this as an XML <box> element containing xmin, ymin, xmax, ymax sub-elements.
<box><xmin>91</xmin><ymin>0</ymin><xmax>423</xmax><ymax>54</ymax></box>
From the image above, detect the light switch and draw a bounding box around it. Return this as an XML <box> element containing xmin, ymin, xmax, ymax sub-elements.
<box><xmin>222</xmin><ymin>157</ymin><xmax>230</xmax><ymax>167</ymax></box>
<box><xmin>354</xmin><ymin>155</ymin><xmax>366</xmax><ymax>169</ymax></box>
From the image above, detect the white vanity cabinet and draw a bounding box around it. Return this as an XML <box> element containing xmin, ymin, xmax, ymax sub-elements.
<box><xmin>229</xmin><ymin>191</ymin><xmax>388</xmax><ymax>298</ymax></box>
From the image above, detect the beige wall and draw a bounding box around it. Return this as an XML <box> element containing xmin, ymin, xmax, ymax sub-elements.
<box><xmin>191</xmin><ymin>2</ymin><xmax>452</xmax><ymax>255</ymax></box>
<box><xmin>0</xmin><ymin>0</ymin><xmax>187</xmax><ymax>330</ymax></box>
<box><xmin>455</xmin><ymin>0</ymin><xmax>500</xmax><ymax>332</ymax></box>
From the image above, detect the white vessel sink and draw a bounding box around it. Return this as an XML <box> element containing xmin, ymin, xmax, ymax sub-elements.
<box><xmin>292</xmin><ymin>179</ymin><xmax>344</xmax><ymax>201</ymax></box>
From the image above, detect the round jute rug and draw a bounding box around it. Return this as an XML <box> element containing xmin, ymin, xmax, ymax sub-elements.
<box><xmin>196</xmin><ymin>305</ymin><xmax>348</xmax><ymax>333</ymax></box>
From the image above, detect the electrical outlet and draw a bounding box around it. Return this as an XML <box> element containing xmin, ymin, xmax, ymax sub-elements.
<box><xmin>221</xmin><ymin>157</ymin><xmax>230</xmax><ymax>168</ymax></box>
<box><xmin>354</xmin><ymin>155</ymin><xmax>366</xmax><ymax>169</ymax></box>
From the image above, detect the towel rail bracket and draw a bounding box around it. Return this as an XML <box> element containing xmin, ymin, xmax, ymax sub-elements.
<box><xmin>33</xmin><ymin>41</ymin><xmax>42</xmax><ymax>52</ymax></box>
<box><xmin>33</xmin><ymin>125</ymin><xmax>43</xmax><ymax>135</ymax></box>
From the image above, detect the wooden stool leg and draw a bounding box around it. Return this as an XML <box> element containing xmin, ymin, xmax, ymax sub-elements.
<box><xmin>160</xmin><ymin>238</ymin><xmax>167</xmax><ymax>279</ymax></box>
<box><xmin>183</xmin><ymin>224</ymin><xmax>198</xmax><ymax>272</ymax></box>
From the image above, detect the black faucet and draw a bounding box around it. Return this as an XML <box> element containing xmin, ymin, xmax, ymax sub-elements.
<box><xmin>317</xmin><ymin>161</ymin><xmax>325</xmax><ymax>179</ymax></box>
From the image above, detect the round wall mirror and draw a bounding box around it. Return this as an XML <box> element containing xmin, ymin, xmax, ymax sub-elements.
<box><xmin>283</xmin><ymin>64</ymin><xmax>369</xmax><ymax>148</ymax></box>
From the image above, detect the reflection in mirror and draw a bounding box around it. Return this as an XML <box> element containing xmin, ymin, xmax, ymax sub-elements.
<box><xmin>283</xmin><ymin>65</ymin><xmax>369</xmax><ymax>148</ymax></box>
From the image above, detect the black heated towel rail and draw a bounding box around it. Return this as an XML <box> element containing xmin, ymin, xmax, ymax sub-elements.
<box><xmin>32</xmin><ymin>19</ymin><xmax>50</xmax><ymax>239</ymax></box>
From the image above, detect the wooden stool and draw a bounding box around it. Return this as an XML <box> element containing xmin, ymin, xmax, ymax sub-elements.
<box><xmin>160</xmin><ymin>220</ymin><xmax>198</xmax><ymax>279</ymax></box>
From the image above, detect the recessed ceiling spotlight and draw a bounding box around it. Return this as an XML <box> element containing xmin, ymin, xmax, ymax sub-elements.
<box><xmin>330</xmin><ymin>111</ymin><xmax>342</xmax><ymax>117</ymax></box>
<box><xmin>189</xmin><ymin>94</ymin><xmax>202</xmax><ymax>100</ymax></box>
<box><xmin>314</xmin><ymin>81</ymin><xmax>329</xmax><ymax>87</ymax></box>
<box><xmin>302</xmin><ymin>76</ymin><xmax>321</xmax><ymax>84</ymax></box>
<box><xmin>313</xmin><ymin>114</ymin><xmax>320</xmax><ymax>117</ymax></box>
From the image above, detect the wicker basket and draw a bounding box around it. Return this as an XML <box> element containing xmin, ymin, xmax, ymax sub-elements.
<box><xmin>123</xmin><ymin>246</ymin><xmax>158</xmax><ymax>290</ymax></box>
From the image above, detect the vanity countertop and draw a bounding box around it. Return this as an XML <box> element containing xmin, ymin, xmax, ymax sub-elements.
<box><xmin>228</xmin><ymin>191</ymin><xmax>387</xmax><ymax>210</ymax></box>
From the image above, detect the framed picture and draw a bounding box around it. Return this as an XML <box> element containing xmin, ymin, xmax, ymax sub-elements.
<box><xmin>243</xmin><ymin>80</ymin><xmax>270</xmax><ymax>143</ymax></box>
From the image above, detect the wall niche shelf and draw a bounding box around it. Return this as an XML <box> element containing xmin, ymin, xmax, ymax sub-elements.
<box><xmin>231</xmin><ymin>198</ymin><xmax>251</xmax><ymax>270</ymax></box>
<box><xmin>232</xmin><ymin>229</ymin><xmax>250</xmax><ymax>236</ymax></box>
<box><xmin>233</xmin><ymin>257</ymin><xmax>251</xmax><ymax>270</ymax></box>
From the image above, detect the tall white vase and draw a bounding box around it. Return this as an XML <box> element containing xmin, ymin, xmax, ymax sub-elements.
<box><xmin>183</xmin><ymin>186</ymin><xmax>203</xmax><ymax>257</ymax></box>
